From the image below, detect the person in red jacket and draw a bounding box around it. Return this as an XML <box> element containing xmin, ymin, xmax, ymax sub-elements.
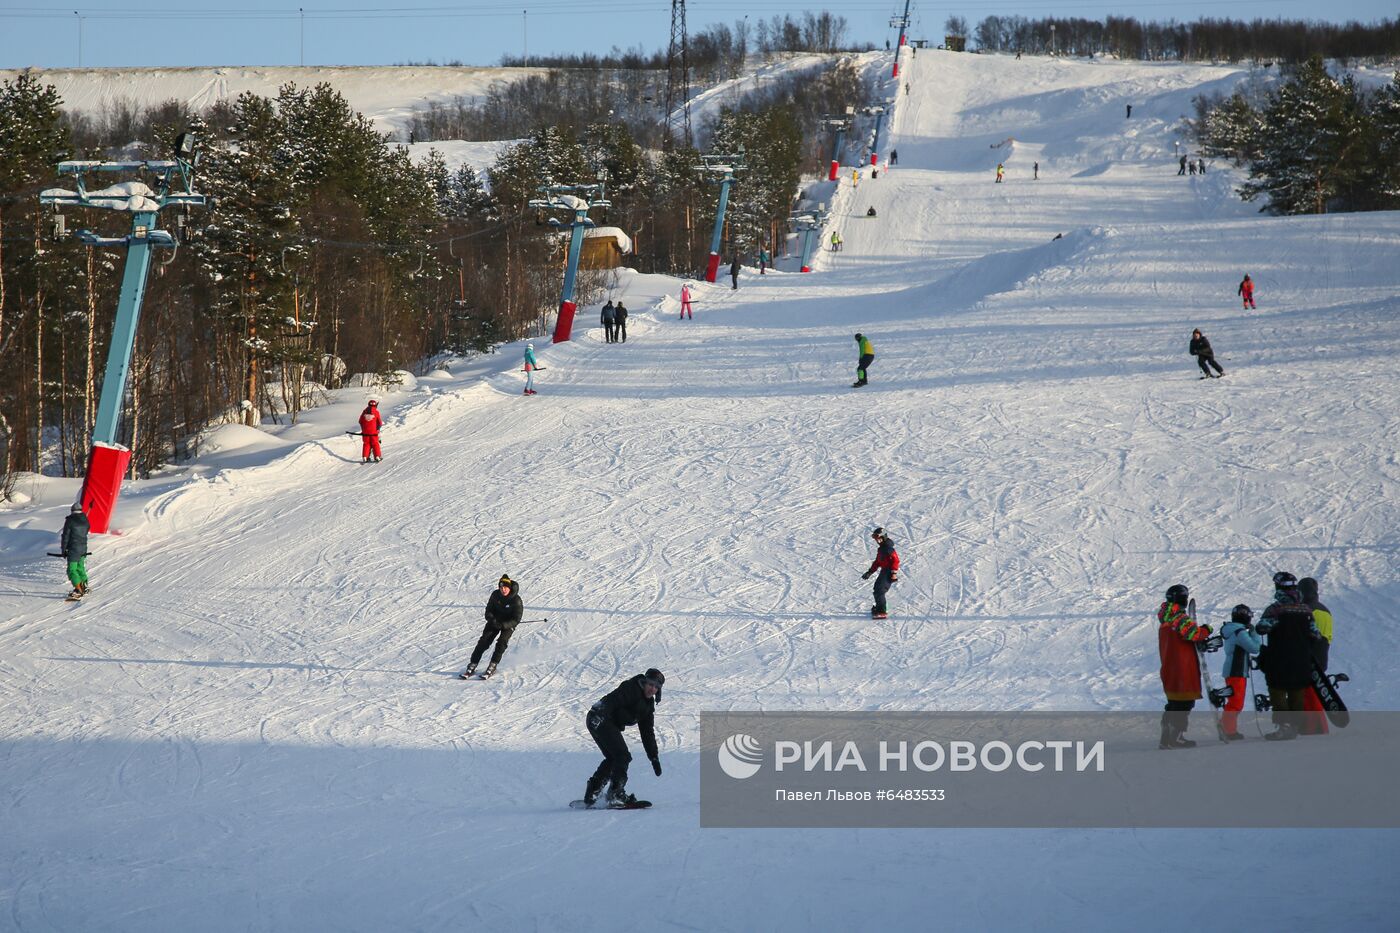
<box><xmin>862</xmin><ymin>527</ymin><xmax>900</xmax><ymax>619</ymax></box>
<box><xmin>1238</xmin><ymin>274</ymin><xmax>1255</xmax><ymax>310</ymax></box>
<box><xmin>1158</xmin><ymin>583</ymin><xmax>1213</xmax><ymax>749</ymax></box>
<box><xmin>359</xmin><ymin>399</ymin><xmax>383</xmax><ymax>463</ymax></box>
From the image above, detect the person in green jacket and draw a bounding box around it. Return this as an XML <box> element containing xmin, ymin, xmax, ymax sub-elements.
<box><xmin>853</xmin><ymin>333</ymin><xmax>874</xmax><ymax>387</ymax></box>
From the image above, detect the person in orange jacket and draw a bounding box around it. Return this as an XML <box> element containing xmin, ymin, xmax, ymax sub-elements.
<box><xmin>359</xmin><ymin>398</ymin><xmax>383</xmax><ymax>463</ymax></box>
<box><xmin>1158</xmin><ymin>583</ymin><xmax>1213</xmax><ymax>748</ymax></box>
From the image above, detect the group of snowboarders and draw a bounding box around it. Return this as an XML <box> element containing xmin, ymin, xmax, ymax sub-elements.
<box><xmin>1157</xmin><ymin>571</ymin><xmax>1338</xmax><ymax>748</ymax></box>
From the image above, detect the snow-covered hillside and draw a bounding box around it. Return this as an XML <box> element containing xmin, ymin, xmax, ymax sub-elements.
<box><xmin>3</xmin><ymin>49</ymin><xmax>1398</xmax><ymax>931</ymax></box>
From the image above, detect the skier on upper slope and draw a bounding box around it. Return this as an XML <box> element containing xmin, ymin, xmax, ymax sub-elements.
<box><xmin>461</xmin><ymin>574</ymin><xmax>524</xmax><ymax>679</ymax></box>
<box><xmin>862</xmin><ymin>527</ymin><xmax>899</xmax><ymax>620</ymax></box>
<box><xmin>1157</xmin><ymin>584</ymin><xmax>1212</xmax><ymax>749</ymax></box>
<box><xmin>582</xmin><ymin>669</ymin><xmax>665</xmax><ymax>808</ymax></box>
<box><xmin>358</xmin><ymin>399</ymin><xmax>383</xmax><ymax>463</ymax></box>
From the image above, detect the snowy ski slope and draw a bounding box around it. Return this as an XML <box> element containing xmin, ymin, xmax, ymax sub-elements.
<box><xmin>2</xmin><ymin>50</ymin><xmax>1399</xmax><ymax>931</ymax></box>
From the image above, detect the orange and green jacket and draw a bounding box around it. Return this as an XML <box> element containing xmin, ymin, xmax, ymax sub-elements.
<box><xmin>1158</xmin><ymin>601</ymin><xmax>1211</xmax><ymax>700</ymax></box>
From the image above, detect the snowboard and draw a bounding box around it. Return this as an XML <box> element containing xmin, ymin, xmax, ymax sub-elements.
<box><xmin>1190</xmin><ymin>598</ymin><xmax>1230</xmax><ymax>742</ymax></box>
<box><xmin>569</xmin><ymin>799</ymin><xmax>651</xmax><ymax>811</ymax></box>
<box><xmin>64</xmin><ymin>585</ymin><xmax>92</xmax><ymax>602</ymax></box>
<box><xmin>1309</xmin><ymin>661</ymin><xmax>1350</xmax><ymax>728</ymax></box>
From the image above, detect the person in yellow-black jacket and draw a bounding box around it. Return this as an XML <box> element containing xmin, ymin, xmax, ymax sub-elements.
<box><xmin>1299</xmin><ymin>576</ymin><xmax>1333</xmax><ymax>734</ymax></box>
<box><xmin>1158</xmin><ymin>583</ymin><xmax>1213</xmax><ymax>749</ymax></box>
<box><xmin>853</xmin><ymin>333</ymin><xmax>874</xmax><ymax>388</ymax></box>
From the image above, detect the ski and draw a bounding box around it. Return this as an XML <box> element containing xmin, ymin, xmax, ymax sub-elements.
<box><xmin>569</xmin><ymin>799</ymin><xmax>652</xmax><ymax>810</ymax></box>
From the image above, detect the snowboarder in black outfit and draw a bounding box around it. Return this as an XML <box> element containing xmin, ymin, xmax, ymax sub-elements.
<box><xmin>889</xmin><ymin>149</ymin><xmax>898</xmax><ymax>165</ymax></box>
<box><xmin>461</xmin><ymin>574</ymin><xmax>524</xmax><ymax>679</ymax></box>
<box><xmin>615</xmin><ymin>302</ymin><xmax>629</xmax><ymax>343</ymax></box>
<box><xmin>1189</xmin><ymin>329</ymin><xmax>1224</xmax><ymax>378</ymax></box>
<box><xmin>60</xmin><ymin>502</ymin><xmax>91</xmax><ymax>599</ymax></box>
<box><xmin>861</xmin><ymin>527</ymin><xmax>900</xmax><ymax>619</ymax></box>
<box><xmin>1255</xmin><ymin>571</ymin><xmax>1325</xmax><ymax>740</ymax></box>
<box><xmin>583</xmin><ymin>669</ymin><xmax>665</xmax><ymax>808</ymax></box>
<box><xmin>729</xmin><ymin>257</ymin><xmax>741</xmax><ymax>290</ymax></box>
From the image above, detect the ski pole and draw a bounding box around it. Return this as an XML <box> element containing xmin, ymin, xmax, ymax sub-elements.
<box><xmin>516</xmin><ymin>617</ymin><xmax>549</xmax><ymax>625</ymax></box>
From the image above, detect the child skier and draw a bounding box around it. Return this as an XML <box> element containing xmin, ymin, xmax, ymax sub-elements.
<box><xmin>861</xmin><ymin>527</ymin><xmax>899</xmax><ymax>619</ymax></box>
<box><xmin>358</xmin><ymin>399</ymin><xmax>383</xmax><ymax>463</ymax></box>
<box><xmin>995</xmin><ymin>163</ymin><xmax>1005</xmax><ymax>183</ymax></box>
<box><xmin>1238</xmin><ymin>274</ymin><xmax>1255</xmax><ymax>310</ymax></box>
<box><xmin>1158</xmin><ymin>583</ymin><xmax>1213</xmax><ymax>749</ymax></box>
<box><xmin>461</xmin><ymin>575</ymin><xmax>524</xmax><ymax>679</ymax></box>
<box><xmin>679</xmin><ymin>283</ymin><xmax>694</xmax><ymax>319</ymax></box>
<box><xmin>523</xmin><ymin>342</ymin><xmax>539</xmax><ymax>395</ymax></box>
<box><xmin>1219</xmin><ymin>604</ymin><xmax>1261</xmax><ymax>740</ymax></box>
<box><xmin>60</xmin><ymin>502</ymin><xmax>91</xmax><ymax>600</ymax></box>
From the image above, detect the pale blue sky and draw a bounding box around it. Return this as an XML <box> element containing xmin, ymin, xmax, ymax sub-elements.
<box><xmin>1</xmin><ymin>0</ymin><xmax>1394</xmax><ymax>69</ymax></box>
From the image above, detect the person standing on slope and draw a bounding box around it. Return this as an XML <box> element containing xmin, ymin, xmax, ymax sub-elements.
<box><xmin>890</xmin><ymin>148</ymin><xmax>898</xmax><ymax>165</ymax></box>
<box><xmin>1189</xmin><ymin>329</ymin><xmax>1225</xmax><ymax>378</ymax></box>
<box><xmin>1219</xmin><ymin>604</ymin><xmax>1261</xmax><ymax>740</ymax></box>
<box><xmin>523</xmin><ymin>342</ymin><xmax>539</xmax><ymax>395</ymax></box>
<box><xmin>995</xmin><ymin>163</ymin><xmax>1005</xmax><ymax>183</ymax></box>
<box><xmin>831</xmin><ymin>230</ymin><xmax>843</xmax><ymax>252</ymax></box>
<box><xmin>862</xmin><ymin>527</ymin><xmax>900</xmax><ymax>619</ymax></box>
<box><xmin>1157</xmin><ymin>583</ymin><xmax>1212</xmax><ymax>749</ymax></box>
<box><xmin>614</xmin><ymin>302</ymin><xmax>629</xmax><ymax>343</ymax></box>
<box><xmin>1298</xmin><ymin>576</ymin><xmax>1333</xmax><ymax>735</ymax></box>
<box><xmin>730</xmin><ymin>256</ymin><xmax>741</xmax><ymax>290</ymax></box>
<box><xmin>759</xmin><ymin>247</ymin><xmax>771</xmax><ymax>275</ymax></box>
<box><xmin>461</xmin><ymin>574</ymin><xmax>524</xmax><ymax>679</ymax></box>
<box><xmin>60</xmin><ymin>502</ymin><xmax>91</xmax><ymax>600</ymax></box>
<box><xmin>1178</xmin><ymin>154</ymin><xmax>1188</xmax><ymax>175</ymax></box>
<box><xmin>582</xmin><ymin>669</ymin><xmax>665</xmax><ymax>808</ymax></box>
<box><xmin>359</xmin><ymin>398</ymin><xmax>383</xmax><ymax>463</ymax></box>
<box><xmin>679</xmin><ymin>283</ymin><xmax>694</xmax><ymax>319</ymax></box>
<box><xmin>1238</xmin><ymin>274</ymin><xmax>1255</xmax><ymax>310</ymax></box>
<box><xmin>1255</xmin><ymin>571</ymin><xmax>1325</xmax><ymax>740</ymax></box>
<box><xmin>601</xmin><ymin>300</ymin><xmax>617</xmax><ymax>343</ymax></box>
<box><xmin>853</xmin><ymin>332</ymin><xmax>874</xmax><ymax>387</ymax></box>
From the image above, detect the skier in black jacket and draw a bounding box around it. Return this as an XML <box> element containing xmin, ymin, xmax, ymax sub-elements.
<box><xmin>583</xmin><ymin>669</ymin><xmax>665</xmax><ymax>807</ymax></box>
<box><xmin>1255</xmin><ymin>571</ymin><xmax>1324</xmax><ymax>740</ymax></box>
<box><xmin>461</xmin><ymin>575</ymin><xmax>524</xmax><ymax>679</ymax></box>
<box><xmin>1189</xmin><ymin>329</ymin><xmax>1224</xmax><ymax>378</ymax></box>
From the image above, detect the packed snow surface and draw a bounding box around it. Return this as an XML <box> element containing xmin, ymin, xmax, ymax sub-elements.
<box><xmin>3</xmin><ymin>49</ymin><xmax>1399</xmax><ymax>931</ymax></box>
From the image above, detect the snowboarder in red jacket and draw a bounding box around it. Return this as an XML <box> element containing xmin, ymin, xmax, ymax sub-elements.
<box><xmin>1157</xmin><ymin>583</ymin><xmax>1213</xmax><ymax>748</ymax></box>
<box><xmin>862</xmin><ymin>527</ymin><xmax>900</xmax><ymax>619</ymax></box>
<box><xmin>1238</xmin><ymin>274</ymin><xmax>1255</xmax><ymax>310</ymax></box>
<box><xmin>359</xmin><ymin>399</ymin><xmax>383</xmax><ymax>463</ymax></box>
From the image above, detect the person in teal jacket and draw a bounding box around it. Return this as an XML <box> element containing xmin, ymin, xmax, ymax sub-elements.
<box><xmin>853</xmin><ymin>333</ymin><xmax>874</xmax><ymax>387</ymax></box>
<box><xmin>1219</xmin><ymin>604</ymin><xmax>1261</xmax><ymax>739</ymax></box>
<box><xmin>523</xmin><ymin>342</ymin><xmax>539</xmax><ymax>395</ymax></box>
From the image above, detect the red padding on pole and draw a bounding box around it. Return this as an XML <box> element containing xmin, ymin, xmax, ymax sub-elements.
<box><xmin>81</xmin><ymin>442</ymin><xmax>131</xmax><ymax>534</ymax></box>
<box><xmin>828</xmin><ymin>160</ymin><xmax>840</xmax><ymax>182</ymax></box>
<box><xmin>800</xmin><ymin>265</ymin><xmax>812</xmax><ymax>273</ymax></box>
<box><xmin>552</xmin><ymin>299</ymin><xmax>578</xmax><ymax>344</ymax></box>
<box><xmin>892</xmin><ymin>62</ymin><xmax>900</xmax><ymax>78</ymax></box>
<box><xmin>704</xmin><ymin>252</ymin><xmax>721</xmax><ymax>283</ymax></box>
<box><xmin>871</xmin><ymin>153</ymin><xmax>878</xmax><ymax>166</ymax></box>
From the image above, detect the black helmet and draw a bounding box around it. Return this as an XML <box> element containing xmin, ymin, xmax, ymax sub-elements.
<box><xmin>1232</xmin><ymin>604</ymin><xmax>1253</xmax><ymax>625</ymax></box>
<box><xmin>1164</xmin><ymin>584</ymin><xmax>1189</xmax><ymax>605</ymax></box>
<box><xmin>1299</xmin><ymin>577</ymin><xmax>1319</xmax><ymax>601</ymax></box>
<box><xmin>854</xmin><ymin>333</ymin><xmax>863</xmax><ymax>340</ymax></box>
<box><xmin>643</xmin><ymin>668</ymin><xmax>665</xmax><ymax>704</ymax></box>
<box><xmin>1272</xmin><ymin>571</ymin><xmax>1297</xmax><ymax>589</ymax></box>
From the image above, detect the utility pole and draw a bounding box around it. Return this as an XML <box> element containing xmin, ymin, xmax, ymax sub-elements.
<box><xmin>299</xmin><ymin>8</ymin><xmax>305</xmax><ymax>66</ymax></box>
<box><xmin>820</xmin><ymin>109</ymin><xmax>854</xmax><ymax>182</ymax></box>
<box><xmin>40</xmin><ymin>133</ymin><xmax>206</xmax><ymax>533</ymax></box>
<box><xmin>889</xmin><ymin>0</ymin><xmax>911</xmax><ymax>77</ymax></box>
<box><xmin>523</xmin><ymin>10</ymin><xmax>528</xmax><ymax>67</ymax></box>
<box><xmin>698</xmin><ymin>150</ymin><xmax>744</xmax><ymax>283</ymax></box>
<box><xmin>74</xmin><ymin>11</ymin><xmax>84</xmax><ymax>67</ymax></box>
<box><xmin>529</xmin><ymin>184</ymin><xmax>610</xmax><ymax>343</ymax></box>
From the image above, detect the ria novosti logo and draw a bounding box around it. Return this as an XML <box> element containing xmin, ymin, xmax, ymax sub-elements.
<box><xmin>718</xmin><ymin>733</ymin><xmax>764</xmax><ymax>779</ymax></box>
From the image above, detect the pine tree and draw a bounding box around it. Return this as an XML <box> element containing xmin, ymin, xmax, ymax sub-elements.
<box><xmin>1240</xmin><ymin>57</ymin><xmax>1367</xmax><ymax>215</ymax></box>
<box><xmin>1369</xmin><ymin>72</ymin><xmax>1400</xmax><ymax>210</ymax></box>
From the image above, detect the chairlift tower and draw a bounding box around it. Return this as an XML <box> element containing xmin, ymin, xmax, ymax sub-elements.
<box><xmin>864</xmin><ymin>104</ymin><xmax>890</xmax><ymax>166</ymax></box>
<box><xmin>39</xmin><ymin>133</ymin><xmax>206</xmax><ymax>533</ymax></box>
<box><xmin>820</xmin><ymin>109</ymin><xmax>855</xmax><ymax>182</ymax></box>
<box><xmin>699</xmin><ymin>150</ymin><xmax>744</xmax><ymax>282</ymax></box>
<box><xmin>664</xmin><ymin>0</ymin><xmax>692</xmax><ymax>148</ymax></box>
<box><xmin>529</xmin><ymin>183</ymin><xmax>610</xmax><ymax>344</ymax></box>
<box><xmin>890</xmin><ymin>0</ymin><xmax>912</xmax><ymax>77</ymax></box>
<box><xmin>789</xmin><ymin>204</ymin><xmax>830</xmax><ymax>274</ymax></box>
